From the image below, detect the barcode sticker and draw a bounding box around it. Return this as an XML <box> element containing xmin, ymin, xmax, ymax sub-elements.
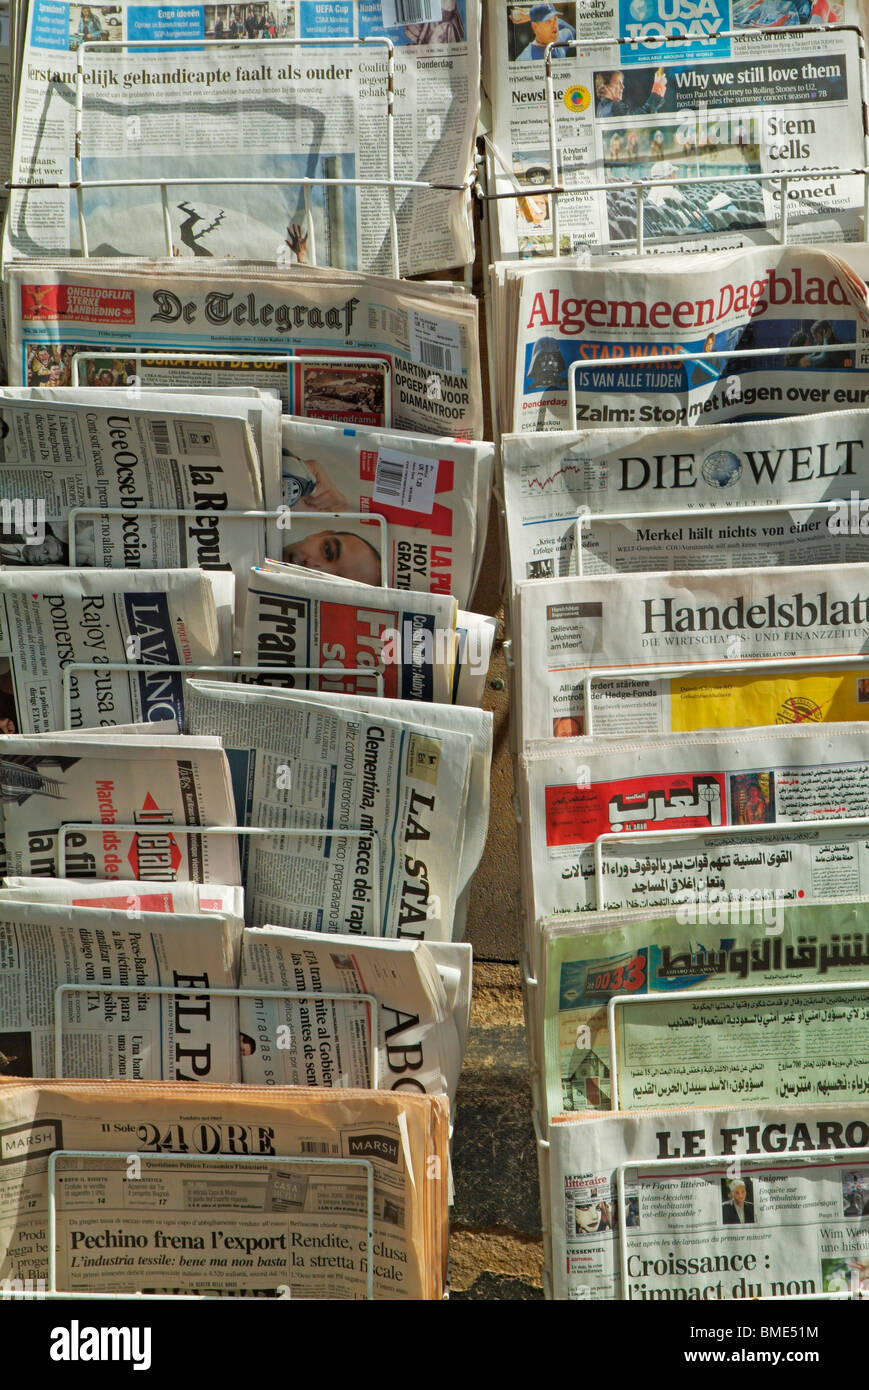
<box><xmin>373</xmin><ymin>448</ymin><xmax>438</xmax><ymax>514</ymax></box>
<box><xmin>380</xmin><ymin>0</ymin><xmax>442</xmax><ymax>27</ymax></box>
<box><xmin>409</xmin><ymin>309</ymin><xmax>462</xmax><ymax>377</ymax></box>
<box><xmin>300</xmin><ymin>1140</ymin><xmax>340</xmax><ymax>1155</ymax></box>
<box><xmin>148</xmin><ymin>420</ymin><xmax>171</xmax><ymax>456</ymax></box>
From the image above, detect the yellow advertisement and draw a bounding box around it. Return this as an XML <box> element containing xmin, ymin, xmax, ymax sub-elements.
<box><xmin>669</xmin><ymin>670</ymin><xmax>869</xmax><ymax>733</ymax></box>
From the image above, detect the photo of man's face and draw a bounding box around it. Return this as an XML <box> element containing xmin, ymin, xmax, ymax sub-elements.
<box><xmin>282</xmin><ymin>530</ymin><xmax>381</xmax><ymax>585</ymax></box>
<box><xmin>532</xmin><ymin>10</ymin><xmax>559</xmax><ymax>41</ymax></box>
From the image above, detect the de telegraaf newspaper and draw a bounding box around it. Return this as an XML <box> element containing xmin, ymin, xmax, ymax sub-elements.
<box><xmin>0</xmin><ymin>874</ymin><xmax>244</xmax><ymax>926</ymax></box>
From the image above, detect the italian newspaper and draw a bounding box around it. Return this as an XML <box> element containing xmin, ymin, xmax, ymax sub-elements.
<box><xmin>184</xmin><ymin>678</ymin><xmax>472</xmax><ymax>940</ymax></box>
<box><xmin>0</xmin><ymin>1080</ymin><xmax>450</xmax><ymax>1298</ymax></box>
<box><xmin>549</xmin><ymin>1101</ymin><xmax>869</xmax><ymax>1300</ymax></box>
<box><xmin>485</xmin><ymin>9</ymin><xmax>866</xmax><ymax>258</ymax></box>
<box><xmin>0</xmin><ymin>901</ymin><xmax>240</xmax><ymax>1081</ymax></box>
<box><xmin>6</xmin><ymin>0</ymin><xmax>481</xmax><ymax>275</ymax></box>
<box><xmin>4</xmin><ymin>260</ymin><xmax>485</xmax><ymax>437</ymax></box>
<box><xmin>516</xmin><ymin>559</ymin><xmax>869</xmax><ymax>742</ymax></box>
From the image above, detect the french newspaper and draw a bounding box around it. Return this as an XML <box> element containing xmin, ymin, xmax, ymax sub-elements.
<box><xmin>501</xmin><ymin>407</ymin><xmax>869</xmax><ymax>582</ymax></box>
<box><xmin>493</xmin><ymin>243</ymin><xmax>869</xmax><ymax>433</ymax></box>
<box><xmin>550</xmin><ymin>1101</ymin><xmax>869</xmax><ymax>1300</ymax></box>
<box><xmin>539</xmin><ymin>896</ymin><xmax>869</xmax><ymax>1122</ymax></box>
<box><xmin>0</xmin><ymin>732</ymin><xmax>241</xmax><ymax>882</ymax></box>
<box><xmin>516</xmin><ymin>559</ymin><xmax>869</xmax><ymax>742</ymax></box>
<box><xmin>0</xmin><ymin>875</ymin><xmax>244</xmax><ymax>925</ymax></box>
<box><xmin>4</xmin><ymin>260</ymin><xmax>485</xmax><ymax>437</ymax></box>
<box><xmin>485</xmin><ymin>8</ymin><xmax>865</xmax><ymax>259</ymax></box>
<box><xmin>6</xmin><ymin>0</ymin><xmax>481</xmax><ymax>276</ymax></box>
<box><xmin>0</xmin><ymin>1080</ymin><xmax>450</xmax><ymax>1298</ymax></box>
<box><xmin>0</xmin><ymin>901</ymin><xmax>240</xmax><ymax>1081</ymax></box>
<box><xmin>184</xmin><ymin>678</ymin><xmax>472</xmax><ymax>940</ymax></box>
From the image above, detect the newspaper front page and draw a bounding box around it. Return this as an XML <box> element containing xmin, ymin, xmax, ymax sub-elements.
<box><xmin>6</xmin><ymin>0</ymin><xmax>481</xmax><ymax>276</ymax></box>
<box><xmin>517</xmin><ymin>560</ymin><xmax>869</xmax><ymax>742</ymax></box>
<box><xmin>520</xmin><ymin>721</ymin><xmax>869</xmax><ymax>920</ymax></box>
<box><xmin>550</xmin><ymin>1102</ymin><xmax>869</xmax><ymax>1300</ymax></box>
<box><xmin>0</xmin><ymin>1079</ymin><xmax>450</xmax><ymax>1298</ymax></box>
<box><xmin>540</xmin><ymin>896</ymin><xmax>869</xmax><ymax>1122</ymax></box>
<box><xmin>0</xmin><ymin>732</ymin><xmax>241</xmax><ymax>881</ymax></box>
<box><xmin>502</xmin><ymin>408</ymin><xmax>869</xmax><ymax>582</ymax></box>
<box><xmin>4</xmin><ymin>260</ymin><xmax>485</xmax><ymax>437</ymax></box>
<box><xmin>0</xmin><ymin>901</ymin><xmax>240</xmax><ymax>1081</ymax></box>
<box><xmin>184</xmin><ymin>678</ymin><xmax>472</xmax><ymax>939</ymax></box>
<box><xmin>485</xmin><ymin>12</ymin><xmax>866</xmax><ymax>259</ymax></box>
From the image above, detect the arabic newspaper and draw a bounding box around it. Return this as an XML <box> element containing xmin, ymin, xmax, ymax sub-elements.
<box><xmin>0</xmin><ymin>732</ymin><xmax>241</xmax><ymax>881</ymax></box>
<box><xmin>6</xmin><ymin>0</ymin><xmax>481</xmax><ymax>276</ymax></box>
<box><xmin>0</xmin><ymin>900</ymin><xmax>240</xmax><ymax>1081</ymax></box>
<box><xmin>493</xmin><ymin>243</ymin><xmax>869</xmax><ymax>433</ymax></box>
<box><xmin>0</xmin><ymin>1080</ymin><xmax>450</xmax><ymax>1298</ymax></box>
<box><xmin>520</xmin><ymin>721</ymin><xmax>869</xmax><ymax>920</ymax></box>
<box><xmin>484</xmin><ymin>11</ymin><xmax>866</xmax><ymax>259</ymax></box>
<box><xmin>539</xmin><ymin>896</ymin><xmax>869</xmax><ymax>1123</ymax></box>
<box><xmin>516</xmin><ymin>560</ymin><xmax>869</xmax><ymax>743</ymax></box>
<box><xmin>549</xmin><ymin>1102</ymin><xmax>869</xmax><ymax>1300</ymax></box>
<box><xmin>0</xmin><ymin>875</ymin><xmax>244</xmax><ymax>925</ymax></box>
<box><xmin>4</xmin><ymin>260</ymin><xmax>485</xmax><ymax>437</ymax></box>
<box><xmin>184</xmin><ymin>677</ymin><xmax>472</xmax><ymax>939</ymax></box>
<box><xmin>239</xmin><ymin>925</ymin><xmax>471</xmax><ymax>1102</ymax></box>
<box><xmin>501</xmin><ymin>408</ymin><xmax>869</xmax><ymax>583</ymax></box>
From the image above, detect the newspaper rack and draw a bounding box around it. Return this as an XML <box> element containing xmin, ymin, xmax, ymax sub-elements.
<box><xmin>614</xmin><ymin>1147</ymin><xmax>869</xmax><ymax>1302</ymax></box>
<box><xmin>5</xmin><ymin>35</ymin><xmax>473</xmax><ymax>277</ymax></box>
<box><xmin>60</xmin><ymin>662</ymin><xmax>386</xmax><ymax>729</ymax></box>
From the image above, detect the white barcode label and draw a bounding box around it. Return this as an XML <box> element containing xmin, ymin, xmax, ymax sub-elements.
<box><xmin>409</xmin><ymin>309</ymin><xmax>462</xmax><ymax>377</ymax></box>
<box><xmin>373</xmin><ymin>448</ymin><xmax>438</xmax><ymax>514</ymax></box>
<box><xmin>380</xmin><ymin>0</ymin><xmax>442</xmax><ymax>27</ymax></box>
<box><xmin>148</xmin><ymin>420</ymin><xmax>171</xmax><ymax>456</ymax></box>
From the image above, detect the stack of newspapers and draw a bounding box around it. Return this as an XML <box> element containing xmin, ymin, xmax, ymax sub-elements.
<box><xmin>0</xmin><ymin>0</ymin><xmax>497</xmax><ymax>1302</ymax></box>
<box><xmin>488</xmin><ymin>3</ymin><xmax>869</xmax><ymax>1301</ymax></box>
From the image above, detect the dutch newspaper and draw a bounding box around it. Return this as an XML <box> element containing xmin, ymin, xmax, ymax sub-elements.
<box><xmin>0</xmin><ymin>567</ymin><xmax>234</xmax><ymax>733</ymax></box>
<box><xmin>485</xmin><ymin>8</ymin><xmax>866</xmax><ymax>259</ymax></box>
<box><xmin>280</xmin><ymin>414</ymin><xmax>494</xmax><ymax>606</ymax></box>
<box><xmin>539</xmin><ymin>896</ymin><xmax>869</xmax><ymax>1123</ymax></box>
<box><xmin>549</xmin><ymin>1102</ymin><xmax>869</xmax><ymax>1301</ymax></box>
<box><xmin>184</xmin><ymin>678</ymin><xmax>472</xmax><ymax>940</ymax></box>
<box><xmin>0</xmin><ymin>732</ymin><xmax>241</xmax><ymax>881</ymax></box>
<box><xmin>519</xmin><ymin>721</ymin><xmax>869</xmax><ymax>920</ymax></box>
<box><xmin>501</xmin><ymin>408</ymin><xmax>869</xmax><ymax>583</ymax></box>
<box><xmin>5</xmin><ymin>0</ymin><xmax>481</xmax><ymax>276</ymax></box>
<box><xmin>516</xmin><ymin>559</ymin><xmax>869</xmax><ymax>742</ymax></box>
<box><xmin>240</xmin><ymin>563</ymin><xmax>457</xmax><ymax>703</ymax></box>
<box><xmin>238</xmin><ymin>924</ymin><xmax>471</xmax><ymax>1101</ymax></box>
<box><xmin>0</xmin><ymin>1080</ymin><xmax>450</xmax><ymax>1298</ymax></box>
<box><xmin>492</xmin><ymin>243</ymin><xmax>869</xmax><ymax>433</ymax></box>
<box><xmin>4</xmin><ymin>260</ymin><xmax>485</xmax><ymax>437</ymax></box>
<box><xmin>0</xmin><ymin>901</ymin><xmax>241</xmax><ymax>1081</ymax></box>
<box><xmin>0</xmin><ymin>875</ymin><xmax>244</xmax><ymax>925</ymax></box>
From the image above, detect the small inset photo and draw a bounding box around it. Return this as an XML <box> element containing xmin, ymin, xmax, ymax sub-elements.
<box><xmin>0</xmin><ymin>1030</ymin><xmax>33</xmax><ymax>1077</ymax></box>
<box><xmin>69</xmin><ymin>5</ymin><xmax>120</xmax><ymax>50</ymax></box>
<box><xmin>729</xmin><ymin>772</ymin><xmax>775</xmax><ymax>826</ymax></box>
<box><xmin>721</xmin><ymin>1174</ymin><xmax>755</xmax><ymax>1224</ymax></box>
<box><xmin>842</xmin><ymin>1170</ymin><xmax>869</xmax><ymax>1217</ymax></box>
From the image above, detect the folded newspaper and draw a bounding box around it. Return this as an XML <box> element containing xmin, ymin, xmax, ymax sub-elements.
<box><xmin>184</xmin><ymin>678</ymin><xmax>472</xmax><ymax>939</ymax></box>
<box><xmin>239</xmin><ymin>924</ymin><xmax>471</xmax><ymax>1102</ymax></box>
<box><xmin>0</xmin><ymin>732</ymin><xmax>240</xmax><ymax>881</ymax></box>
<box><xmin>0</xmin><ymin>875</ymin><xmax>243</xmax><ymax>924</ymax></box>
<box><xmin>502</xmin><ymin>407</ymin><xmax>869</xmax><ymax>583</ymax></box>
<box><xmin>5</xmin><ymin>260</ymin><xmax>485</xmax><ymax>437</ymax></box>
<box><xmin>549</xmin><ymin>1102</ymin><xmax>869</xmax><ymax>1301</ymax></box>
<box><xmin>0</xmin><ymin>901</ymin><xmax>240</xmax><ymax>1082</ymax></box>
<box><xmin>0</xmin><ymin>1079</ymin><xmax>450</xmax><ymax>1298</ymax></box>
<box><xmin>6</xmin><ymin>0</ymin><xmax>480</xmax><ymax>276</ymax></box>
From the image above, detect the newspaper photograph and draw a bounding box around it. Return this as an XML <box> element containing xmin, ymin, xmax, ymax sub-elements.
<box><xmin>239</xmin><ymin>925</ymin><xmax>471</xmax><ymax>1101</ymax></box>
<box><xmin>0</xmin><ymin>900</ymin><xmax>240</xmax><ymax>1081</ymax></box>
<box><xmin>540</xmin><ymin>896</ymin><xmax>869</xmax><ymax>1121</ymax></box>
<box><xmin>6</xmin><ymin>0</ymin><xmax>481</xmax><ymax>275</ymax></box>
<box><xmin>493</xmin><ymin>243</ymin><xmax>869</xmax><ymax>433</ymax></box>
<box><xmin>550</xmin><ymin>1102</ymin><xmax>869</xmax><ymax>1300</ymax></box>
<box><xmin>184</xmin><ymin>678</ymin><xmax>472</xmax><ymax>939</ymax></box>
<box><xmin>517</xmin><ymin>560</ymin><xmax>869</xmax><ymax>742</ymax></box>
<box><xmin>520</xmin><ymin>720</ymin><xmax>869</xmax><ymax>918</ymax></box>
<box><xmin>0</xmin><ymin>732</ymin><xmax>241</xmax><ymax>881</ymax></box>
<box><xmin>0</xmin><ymin>1079</ymin><xmax>450</xmax><ymax>1298</ymax></box>
<box><xmin>4</xmin><ymin>260</ymin><xmax>484</xmax><ymax>437</ymax></box>
<box><xmin>0</xmin><ymin>567</ymin><xmax>233</xmax><ymax>733</ymax></box>
<box><xmin>502</xmin><ymin>408</ymin><xmax>869</xmax><ymax>582</ymax></box>
<box><xmin>485</xmin><ymin>14</ymin><xmax>865</xmax><ymax>259</ymax></box>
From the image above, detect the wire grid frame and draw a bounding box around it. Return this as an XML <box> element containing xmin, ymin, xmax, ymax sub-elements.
<box><xmin>479</xmin><ymin>24</ymin><xmax>869</xmax><ymax>257</ymax></box>
<box><xmin>6</xmin><ymin>35</ymin><xmax>470</xmax><ymax>276</ymax></box>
